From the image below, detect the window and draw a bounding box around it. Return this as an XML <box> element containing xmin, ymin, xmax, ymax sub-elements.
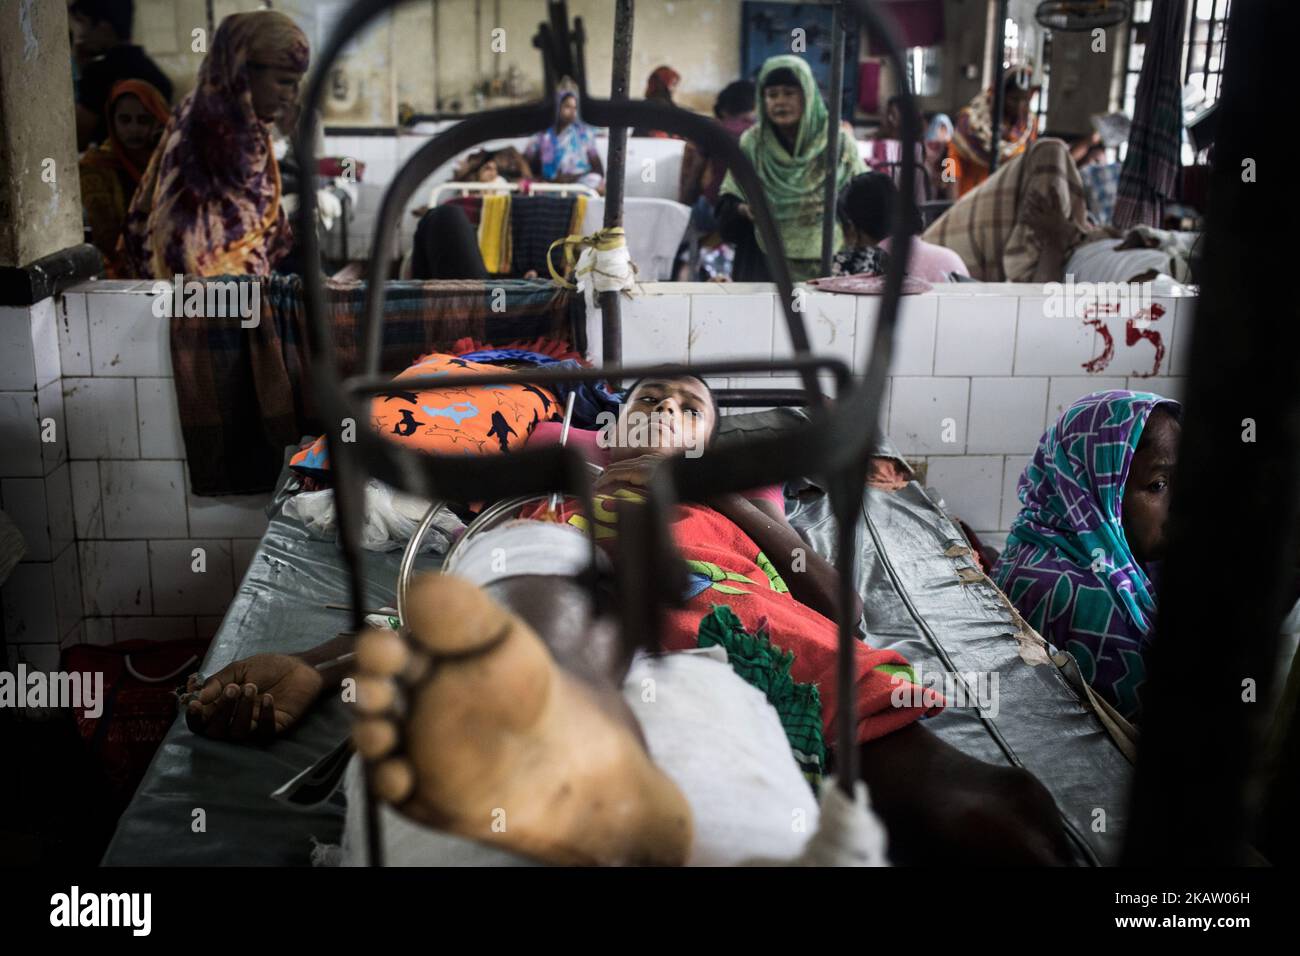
<box><xmin>1122</xmin><ymin>0</ymin><xmax>1231</xmax><ymax>118</ymax></box>
<box><xmin>998</xmin><ymin>17</ymin><xmax>1047</xmax><ymax>131</ymax></box>
<box><xmin>906</xmin><ymin>46</ymin><xmax>943</xmax><ymax>97</ymax></box>
<box><xmin>1184</xmin><ymin>0</ymin><xmax>1231</xmax><ymax>109</ymax></box>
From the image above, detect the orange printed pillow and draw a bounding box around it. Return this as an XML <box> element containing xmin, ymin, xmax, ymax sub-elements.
<box><xmin>290</xmin><ymin>353</ymin><xmax>558</xmax><ymax>478</ymax></box>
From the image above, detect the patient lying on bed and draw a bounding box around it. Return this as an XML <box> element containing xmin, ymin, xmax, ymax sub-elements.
<box><xmin>183</xmin><ymin>372</ymin><xmax>1073</xmax><ymax>866</ymax></box>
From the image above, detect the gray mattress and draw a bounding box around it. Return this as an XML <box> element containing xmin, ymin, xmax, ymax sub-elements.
<box><xmin>103</xmin><ymin>427</ymin><xmax>1131</xmax><ymax>866</ymax></box>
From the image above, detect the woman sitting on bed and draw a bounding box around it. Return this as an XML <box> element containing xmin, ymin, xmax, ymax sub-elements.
<box><xmin>522</xmin><ymin>89</ymin><xmax>605</xmax><ymax>194</ymax></box>
<box><xmin>992</xmin><ymin>390</ymin><xmax>1181</xmax><ymax>722</ymax></box>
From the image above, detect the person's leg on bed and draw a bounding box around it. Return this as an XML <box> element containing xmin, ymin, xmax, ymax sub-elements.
<box><xmin>351</xmin><ymin>532</ymin><xmax>692</xmax><ymax>867</ymax></box>
<box><xmin>857</xmin><ymin>725</ymin><xmax>1075</xmax><ymax>865</ymax></box>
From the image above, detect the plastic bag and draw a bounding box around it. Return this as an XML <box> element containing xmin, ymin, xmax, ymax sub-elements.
<box><xmin>282</xmin><ymin>481</ymin><xmax>464</xmax><ymax>553</ymax></box>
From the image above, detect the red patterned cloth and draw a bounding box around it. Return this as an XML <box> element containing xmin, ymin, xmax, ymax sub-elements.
<box><xmin>521</xmin><ymin>495</ymin><xmax>943</xmax><ymax>746</ymax></box>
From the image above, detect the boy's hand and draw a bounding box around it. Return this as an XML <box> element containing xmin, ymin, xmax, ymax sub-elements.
<box><xmin>593</xmin><ymin>454</ymin><xmax>664</xmax><ymax>494</ymax></box>
<box><xmin>183</xmin><ymin>653</ymin><xmax>325</xmax><ymax>744</ymax></box>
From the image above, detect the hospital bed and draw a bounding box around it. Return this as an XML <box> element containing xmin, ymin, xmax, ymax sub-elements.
<box><xmin>102</xmin><ymin>410</ymin><xmax>1132</xmax><ymax>867</ymax></box>
<box><xmin>102</xmin><ymin>0</ymin><xmax>1161</xmax><ymax>868</ymax></box>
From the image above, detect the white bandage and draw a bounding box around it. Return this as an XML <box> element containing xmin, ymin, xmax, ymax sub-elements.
<box><xmin>445</xmin><ymin>519</ymin><xmax>604</xmax><ymax>586</ymax></box>
<box><xmin>574</xmin><ymin>242</ymin><xmax>637</xmax><ymax>309</ymax></box>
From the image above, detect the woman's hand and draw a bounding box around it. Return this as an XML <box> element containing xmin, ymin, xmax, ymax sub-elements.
<box><xmin>183</xmin><ymin>653</ymin><xmax>326</xmax><ymax>743</ymax></box>
<box><xmin>738</xmin><ymin>202</ymin><xmax>754</xmax><ymax>221</ymax></box>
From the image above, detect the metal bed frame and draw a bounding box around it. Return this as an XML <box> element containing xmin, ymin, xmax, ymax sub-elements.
<box><xmin>290</xmin><ymin>0</ymin><xmax>1291</xmax><ymax>868</ymax></box>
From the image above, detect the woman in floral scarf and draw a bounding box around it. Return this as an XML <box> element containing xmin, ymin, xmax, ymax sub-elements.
<box><xmin>949</xmin><ymin>65</ymin><xmax>1039</xmax><ymax>197</ymax></box>
<box><xmin>120</xmin><ymin>10</ymin><xmax>309</xmax><ymax>278</ymax></box>
<box><xmin>993</xmin><ymin>390</ymin><xmax>1182</xmax><ymax>721</ymax></box>
<box><xmin>79</xmin><ymin>79</ymin><xmax>171</xmax><ymax>277</ymax></box>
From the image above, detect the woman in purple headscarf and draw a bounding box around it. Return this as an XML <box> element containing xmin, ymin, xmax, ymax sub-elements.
<box><xmin>992</xmin><ymin>390</ymin><xmax>1182</xmax><ymax>721</ymax></box>
<box><xmin>120</xmin><ymin>10</ymin><xmax>310</xmax><ymax>278</ymax></box>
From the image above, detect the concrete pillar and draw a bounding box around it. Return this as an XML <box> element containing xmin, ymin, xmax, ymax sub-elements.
<box><xmin>0</xmin><ymin>0</ymin><xmax>83</xmax><ymax>269</ymax></box>
<box><xmin>1046</xmin><ymin>25</ymin><xmax>1123</xmax><ymax>135</ymax></box>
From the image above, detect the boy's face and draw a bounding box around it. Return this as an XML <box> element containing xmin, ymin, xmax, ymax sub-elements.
<box><xmin>611</xmin><ymin>378</ymin><xmax>716</xmax><ymax>461</ymax></box>
<box><xmin>69</xmin><ymin>10</ymin><xmax>116</xmax><ymax>56</ymax></box>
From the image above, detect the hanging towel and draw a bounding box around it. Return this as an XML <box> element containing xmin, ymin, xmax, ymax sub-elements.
<box><xmin>511</xmin><ymin>194</ymin><xmax>577</xmax><ymax>277</ymax></box>
<box><xmin>1113</xmin><ymin>0</ymin><xmax>1186</xmax><ymax>229</ymax></box>
<box><xmin>568</xmin><ymin>194</ymin><xmax>589</xmax><ymax>238</ymax></box>
<box><xmin>478</xmin><ymin>193</ymin><xmax>513</xmax><ymax>275</ymax></box>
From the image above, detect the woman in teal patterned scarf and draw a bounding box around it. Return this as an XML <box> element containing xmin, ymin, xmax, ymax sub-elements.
<box><xmin>717</xmin><ymin>55</ymin><xmax>865</xmax><ymax>283</ymax></box>
<box><xmin>992</xmin><ymin>390</ymin><xmax>1182</xmax><ymax>721</ymax></box>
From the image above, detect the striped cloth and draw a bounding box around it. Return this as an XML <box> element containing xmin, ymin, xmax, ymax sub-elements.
<box><xmin>510</xmin><ymin>194</ymin><xmax>578</xmax><ymax>278</ymax></box>
<box><xmin>169</xmin><ymin>274</ymin><xmax>583</xmax><ymax>494</ymax></box>
<box><xmin>922</xmin><ymin>137</ymin><xmax>1090</xmax><ymax>281</ymax></box>
<box><xmin>1079</xmin><ymin>161</ymin><xmax>1122</xmax><ymax>226</ymax></box>
<box><xmin>1113</xmin><ymin>0</ymin><xmax>1187</xmax><ymax>229</ymax></box>
<box><xmin>696</xmin><ymin>604</ymin><xmax>827</xmax><ymax>787</ymax></box>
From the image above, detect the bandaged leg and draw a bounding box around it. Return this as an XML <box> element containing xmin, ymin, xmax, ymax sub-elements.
<box><xmin>351</xmin><ymin>522</ymin><xmax>693</xmax><ymax>866</ymax></box>
<box><xmin>347</xmin><ymin>521</ymin><xmax>887</xmax><ymax>866</ymax></box>
<box><xmin>624</xmin><ymin>649</ymin><xmax>888</xmax><ymax>867</ymax></box>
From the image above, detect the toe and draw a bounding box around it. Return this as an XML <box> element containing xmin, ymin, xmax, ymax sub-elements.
<box><xmin>373</xmin><ymin>758</ymin><xmax>414</xmax><ymax>803</ymax></box>
<box><xmin>356</xmin><ymin>676</ymin><xmax>398</xmax><ymax>715</ymax></box>
<box><xmin>357</xmin><ymin>628</ymin><xmax>409</xmax><ymax>677</ymax></box>
<box><xmin>354</xmin><ymin>717</ymin><xmax>398</xmax><ymax>759</ymax></box>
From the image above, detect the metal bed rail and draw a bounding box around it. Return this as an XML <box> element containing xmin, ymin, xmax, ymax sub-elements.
<box><xmin>289</xmin><ymin>0</ymin><xmax>911</xmax><ymax>868</ymax></box>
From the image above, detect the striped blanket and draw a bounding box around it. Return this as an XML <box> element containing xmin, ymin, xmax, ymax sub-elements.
<box><xmin>1113</xmin><ymin>0</ymin><xmax>1186</xmax><ymax>229</ymax></box>
<box><xmin>169</xmin><ymin>275</ymin><xmax>584</xmax><ymax>495</ymax></box>
<box><xmin>922</xmin><ymin>137</ymin><xmax>1091</xmax><ymax>281</ymax></box>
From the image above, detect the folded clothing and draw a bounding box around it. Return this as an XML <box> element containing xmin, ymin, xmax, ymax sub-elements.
<box><xmin>173</xmin><ymin>274</ymin><xmax>581</xmax><ymax>496</ymax></box>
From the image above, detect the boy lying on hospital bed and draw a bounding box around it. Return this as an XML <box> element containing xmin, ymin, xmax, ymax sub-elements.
<box><xmin>181</xmin><ymin>372</ymin><xmax>1072</xmax><ymax>866</ymax></box>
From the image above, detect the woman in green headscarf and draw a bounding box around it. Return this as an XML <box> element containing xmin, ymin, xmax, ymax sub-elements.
<box><xmin>715</xmin><ymin>55</ymin><xmax>865</xmax><ymax>282</ymax></box>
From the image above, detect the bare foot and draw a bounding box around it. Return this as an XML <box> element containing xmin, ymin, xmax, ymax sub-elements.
<box><xmin>352</xmin><ymin>573</ymin><xmax>693</xmax><ymax>866</ymax></box>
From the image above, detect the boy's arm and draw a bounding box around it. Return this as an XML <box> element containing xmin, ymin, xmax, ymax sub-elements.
<box><xmin>183</xmin><ymin>632</ymin><xmax>359</xmax><ymax>743</ymax></box>
<box><xmin>710</xmin><ymin>492</ymin><xmax>864</xmax><ymax>624</ymax></box>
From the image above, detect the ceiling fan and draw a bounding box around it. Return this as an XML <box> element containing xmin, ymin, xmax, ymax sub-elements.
<box><xmin>1035</xmin><ymin>0</ymin><xmax>1132</xmax><ymax>32</ymax></box>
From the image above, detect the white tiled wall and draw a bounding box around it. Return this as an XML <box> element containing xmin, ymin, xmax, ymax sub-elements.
<box><xmin>610</xmin><ymin>281</ymin><xmax>1196</xmax><ymax>552</ymax></box>
<box><xmin>2</xmin><ymin>285</ymin><xmax>270</xmax><ymax>662</ymax></box>
<box><xmin>2</xmin><ymin>298</ymin><xmax>85</xmax><ymax>668</ymax></box>
<box><xmin>3</xmin><ymin>278</ymin><xmax>1194</xmax><ymax>664</ymax></box>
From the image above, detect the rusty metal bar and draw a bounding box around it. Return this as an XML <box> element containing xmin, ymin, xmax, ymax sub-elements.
<box><xmin>821</xmin><ymin>0</ymin><xmax>846</xmax><ymax>278</ymax></box>
<box><xmin>598</xmin><ymin>0</ymin><xmax>634</xmax><ymax>385</ymax></box>
<box><xmin>988</xmin><ymin>0</ymin><xmax>1009</xmax><ymax>174</ymax></box>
